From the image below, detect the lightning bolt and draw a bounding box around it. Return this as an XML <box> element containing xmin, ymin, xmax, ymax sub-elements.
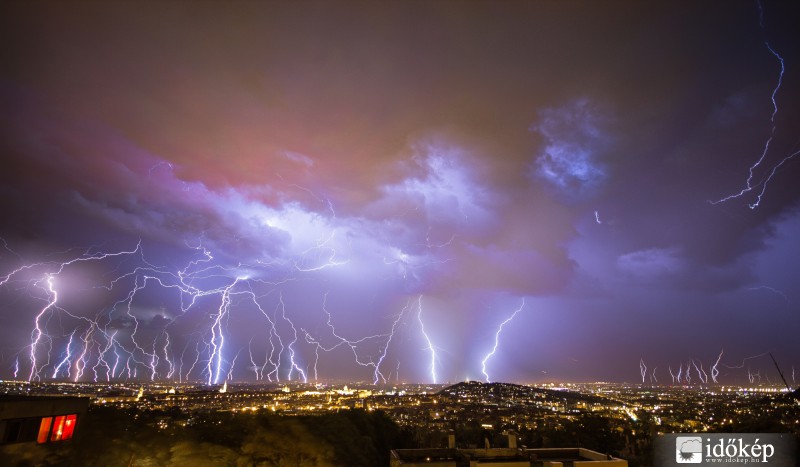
<box><xmin>417</xmin><ymin>295</ymin><xmax>437</xmax><ymax>384</ymax></box>
<box><xmin>277</xmin><ymin>293</ymin><xmax>306</xmax><ymax>383</ymax></box>
<box><xmin>2</xmin><ymin>226</ymin><xmax>456</xmax><ymax>384</ymax></box>
<box><xmin>710</xmin><ymin>1</ymin><xmax>797</xmax><ymax>209</ymax></box>
<box><xmin>653</xmin><ymin>350</ymin><xmax>769</xmax><ymax>385</ymax></box>
<box><xmin>422</xmin><ymin>228</ymin><xmax>456</xmax><ymax>249</ymax></box>
<box><xmin>29</xmin><ymin>275</ymin><xmax>58</xmax><ymax>381</ymax></box>
<box><xmin>481</xmin><ymin>298</ymin><xmax>525</xmax><ymax>383</ymax></box>
<box><xmin>2</xmin><ymin>240</ymin><xmax>260</xmax><ymax>383</ymax></box>
<box><xmin>52</xmin><ymin>330</ymin><xmax>77</xmax><ymax>379</ymax></box>
<box><xmin>710</xmin><ymin>349</ymin><xmax>723</xmax><ymax>384</ymax></box>
<box><xmin>73</xmin><ymin>324</ymin><xmax>96</xmax><ymax>382</ymax></box>
<box><xmin>302</xmin><ymin>292</ymin><xmax>407</xmax><ymax>384</ymax></box>
<box><xmin>247</xmin><ymin>337</ymin><xmax>262</xmax><ymax>381</ymax></box>
<box><xmin>93</xmin><ymin>330</ymin><xmax>119</xmax><ymax>382</ymax></box>
<box><xmin>207</xmin><ymin>278</ymin><xmax>245</xmax><ymax>385</ymax></box>
<box><xmin>691</xmin><ymin>359</ymin><xmax>708</xmax><ymax>384</ymax></box>
<box><xmin>639</xmin><ymin>358</ymin><xmax>647</xmax><ymax>383</ymax></box>
<box><xmin>245</xmin><ymin>289</ymin><xmax>283</xmax><ymax>382</ymax></box>
<box><xmin>746</xmin><ymin>285</ymin><xmax>790</xmax><ymax>304</ymax></box>
<box><xmin>723</xmin><ymin>352</ymin><xmax>769</xmax><ymax>369</ymax></box>
<box><xmin>293</xmin><ymin>232</ymin><xmax>349</xmax><ymax>272</ymax></box>
<box><xmin>373</xmin><ymin>301</ymin><xmax>410</xmax><ymax>384</ymax></box>
<box><xmin>226</xmin><ymin>349</ymin><xmax>241</xmax><ymax>381</ymax></box>
<box><xmin>184</xmin><ymin>342</ymin><xmax>203</xmax><ymax>383</ymax></box>
<box><xmin>163</xmin><ymin>330</ymin><xmax>175</xmax><ymax>380</ymax></box>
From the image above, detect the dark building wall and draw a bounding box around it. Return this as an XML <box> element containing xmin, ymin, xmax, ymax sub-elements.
<box><xmin>0</xmin><ymin>396</ymin><xmax>89</xmax><ymax>446</ymax></box>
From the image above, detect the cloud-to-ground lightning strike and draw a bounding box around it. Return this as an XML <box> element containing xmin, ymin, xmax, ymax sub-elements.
<box><xmin>668</xmin><ymin>361</ymin><xmax>699</xmax><ymax>385</ymax></box>
<box><xmin>646</xmin><ymin>349</ymin><xmax>778</xmax><ymax>385</ymax></box>
<box><xmin>301</xmin><ymin>292</ymin><xmax>407</xmax><ymax>384</ymax></box>
<box><xmin>0</xmin><ymin>237</ymin><xmax>440</xmax><ymax>385</ymax></box>
<box><xmin>417</xmin><ymin>295</ymin><xmax>438</xmax><ymax>384</ymax></box>
<box><xmin>277</xmin><ymin>293</ymin><xmax>306</xmax><ymax>383</ymax></box>
<box><xmin>29</xmin><ymin>275</ymin><xmax>58</xmax><ymax>381</ymax></box>
<box><xmin>691</xmin><ymin>360</ymin><xmax>708</xmax><ymax>384</ymax></box>
<box><xmin>373</xmin><ymin>301</ymin><xmax>410</xmax><ymax>384</ymax></box>
<box><xmin>481</xmin><ymin>298</ymin><xmax>525</xmax><ymax>383</ymax></box>
<box><xmin>748</xmin><ymin>369</ymin><xmax>762</xmax><ymax>384</ymax></box>
<box><xmin>52</xmin><ymin>330</ymin><xmax>77</xmax><ymax>379</ymax></box>
<box><xmin>710</xmin><ymin>1</ymin><xmax>799</xmax><ymax>209</ymax></box>
<box><xmin>710</xmin><ymin>349</ymin><xmax>723</xmax><ymax>384</ymax></box>
<box><xmin>639</xmin><ymin>359</ymin><xmax>647</xmax><ymax>383</ymax></box>
<box><xmin>207</xmin><ymin>278</ymin><xmax>236</xmax><ymax>385</ymax></box>
<box><xmin>648</xmin><ymin>349</ymin><xmax>749</xmax><ymax>385</ymax></box>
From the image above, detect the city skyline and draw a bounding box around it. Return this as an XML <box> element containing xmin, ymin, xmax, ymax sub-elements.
<box><xmin>1</xmin><ymin>1</ymin><xmax>799</xmax><ymax>385</ymax></box>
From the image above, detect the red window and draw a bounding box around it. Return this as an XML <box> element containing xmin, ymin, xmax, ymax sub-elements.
<box><xmin>50</xmin><ymin>415</ymin><xmax>65</xmax><ymax>442</ymax></box>
<box><xmin>37</xmin><ymin>417</ymin><xmax>52</xmax><ymax>444</ymax></box>
<box><xmin>36</xmin><ymin>413</ymin><xmax>79</xmax><ymax>443</ymax></box>
<box><xmin>61</xmin><ymin>414</ymin><xmax>77</xmax><ymax>440</ymax></box>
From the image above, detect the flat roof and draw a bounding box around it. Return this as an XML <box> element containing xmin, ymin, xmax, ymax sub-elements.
<box><xmin>391</xmin><ymin>447</ymin><xmax>622</xmax><ymax>464</ymax></box>
<box><xmin>392</xmin><ymin>448</ymin><xmax>461</xmax><ymax>461</ymax></box>
<box><xmin>0</xmin><ymin>395</ymin><xmax>91</xmax><ymax>420</ymax></box>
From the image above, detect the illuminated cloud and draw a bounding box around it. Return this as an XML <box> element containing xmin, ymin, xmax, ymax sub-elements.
<box><xmin>616</xmin><ymin>247</ymin><xmax>686</xmax><ymax>280</ymax></box>
<box><xmin>380</xmin><ymin>140</ymin><xmax>495</xmax><ymax>230</ymax></box>
<box><xmin>531</xmin><ymin>99</ymin><xmax>609</xmax><ymax>200</ymax></box>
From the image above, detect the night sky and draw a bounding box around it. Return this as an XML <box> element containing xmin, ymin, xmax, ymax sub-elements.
<box><xmin>1</xmin><ymin>1</ymin><xmax>799</xmax><ymax>385</ymax></box>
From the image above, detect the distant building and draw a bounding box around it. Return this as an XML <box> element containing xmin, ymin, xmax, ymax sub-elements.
<box><xmin>391</xmin><ymin>432</ymin><xmax>627</xmax><ymax>467</ymax></box>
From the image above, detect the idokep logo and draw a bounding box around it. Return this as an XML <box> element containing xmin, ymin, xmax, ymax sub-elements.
<box><xmin>705</xmin><ymin>437</ymin><xmax>775</xmax><ymax>463</ymax></box>
<box><xmin>676</xmin><ymin>436</ymin><xmax>703</xmax><ymax>463</ymax></box>
<box><xmin>657</xmin><ymin>433</ymin><xmax>796</xmax><ymax>466</ymax></box>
